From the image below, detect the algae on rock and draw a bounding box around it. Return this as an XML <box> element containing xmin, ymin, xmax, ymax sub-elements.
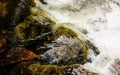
<box><xmin>40</xmin><ymin>25</ymin><xmax>89</xmax><ymax>65</ymax></box>
<box><xmin>14</xmin><ymin>0</ymin><xmax>56</xmax><ymax>40</ymax></box>
<box><xmin>10</xmin><ymin>62</ymin><xmax>98</xmax><ymax>75</ymax></box>
<box><xmin>0</xmin><ymin>0</ymin><xmax>100</xmax><ymax>75</ymax></box>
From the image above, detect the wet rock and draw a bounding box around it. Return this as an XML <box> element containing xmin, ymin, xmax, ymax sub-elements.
<box><xmin>0</xmin><ymin>0</ymin><xmax>36</xmax><ymax>30</ymax></box>
<box><xmin>40</xmin><ymin>26</ymin><xmax>89</xmax><ymax>65</ymax></box>
<box><xmin>53</xmin><ymin>25</ymin><xmax>78</xmax><ymax>39</ymax></box>
<box><xmin>7</xmin><ymin>0</ymin><xmax>35</xmax><ymax>30</ymax></box>
<box><xmin>10</xmin><ymin>62</ymin><xmax>98</xmax><ymax>75</ymax></box>
<box><xmin>0</xmin><ymin>0</ymin><xmax>100</xmax><ymax>75</ymax></box>
<box><xmin>0</xmin><ymin>47</ymin><xmax>37</xmax><ymax>66</ymax></box>
<box><xmin>14</xmin><ymin>5</ymin><xmax>56</xmax><ymax>40</ymax></box>
<box><xmin>40</xmin><ymin>0</ymin><xmax>48</xmax><ymax>5</ymax></box>
<box><xmin>64</xmin><ymin>64</ymin><xmax>98</xmax><ymax>75</ymax></box>
<box><xmin>86</xmin><ymin>40</ymin><xmax>100</xmax><ymax>55</ymax></box>
<box><xmin>21</xmin><ymin>31</ymin><xmax>53</xmax><ymax>53</ymax></box>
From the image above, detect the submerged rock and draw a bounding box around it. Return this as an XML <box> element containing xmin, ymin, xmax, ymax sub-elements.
<box><xmin>109</xmin><ymin>59</ymin><xmax>120</xmax><ymax>75</ymax></box>
<box><xmin>40</xmin><ymin>0</ymin><xmax>48</xmax><ymax>5</ymax></box>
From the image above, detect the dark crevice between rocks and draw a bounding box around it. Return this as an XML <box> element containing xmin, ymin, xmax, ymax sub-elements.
<box><xmin>0</xmin><ymin>59</ymin><xmax>39</xmax><ymax>75</ymax></box>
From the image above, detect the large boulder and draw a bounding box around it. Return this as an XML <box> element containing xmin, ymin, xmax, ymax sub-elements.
<box><xmin>40</xmin><ymin>25</ymin><xmax>89</xmax><ymax>65</ymax></box>
<box><xmin>14</xmin><ymin>1</ymin><xmax>56</xmax><ymax>40</ymax></box>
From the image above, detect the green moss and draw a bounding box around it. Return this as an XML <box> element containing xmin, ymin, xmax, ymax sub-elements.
<box><xmin>80</xmin><ymin>40</ymin><xmax>89</xmax><ymax>64</ymax></box>
<box><xmin>21</xmin><ymin>0</ymin><xmax>36</xmax><ymax>17</ymax></box>
<box><xmin>14</xmin><ymin>0</ymin><xmax>56</xmax><ymax>40</ymax></box>
<box><xmin>53</xmin><ymin>25</ymin><xmax>89</xmax><ymax>64</ymax></box>
<box><xmin>28</xmin><ymin>63</ymin><xmax>92</xmax><ymax>75</ymax></box>
<box><xmin>14</xmin><ymin>11</ymin><xmax>56</xmax><ymax>40</ymax></box>
<box><xmin>10</xmin><ymin>62</ymin><xmax>98</xmax><ymax>75</ymax></box>
<box><xmin>53</xmin><ymin>26</ymin><xmax>78</xmax><ymax>39</ymax></box>
<box><xmin>30</xmin><ymin>9</ymin><xmax>56</xmax><ymax>27</ymax></box>
<box><xmin>27</xmin><ymin>62</ymin><xmax>65</xmax><ymax>75</ymax></box>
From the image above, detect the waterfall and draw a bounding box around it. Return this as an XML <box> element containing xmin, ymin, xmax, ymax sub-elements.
<box><xmin>38</xmin><ymin>0</ymin><xmax>120</xmax><ymax>75</ymax></box>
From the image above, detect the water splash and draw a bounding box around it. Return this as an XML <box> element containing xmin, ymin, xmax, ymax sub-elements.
<box><xmin>39</xmin><ymin>0</ymin><xmax>120</xmax><ymax>74</ymax></box>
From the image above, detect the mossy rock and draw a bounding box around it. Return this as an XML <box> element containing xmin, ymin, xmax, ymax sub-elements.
<box><xmin>53</xmin><ymin>23</ymin><xmax>88</xmax><ymax>39</ymax></box>
<box><xmin>53</xmin><ymin>25</ymin><xmax>78</xmax><ymax>39</ymax></box>
<box><xmin>1</xmin><ymin>0</ymin><xmax>36</xmax><ymax>30</ymax></box>
<box><xmin>14</xmin><ymin>10</ymin><xmax>56</xmax><ymax>40</ymax></box>
<box><xmin>28</xmin><ymin>63</ymin><xmax>64</xmax><ymax>75</ymax></box>
<box><xmin>40</xmin><ymin>25</ymin><xmax>89</xmax><ymax>65</ymax></box>
<box><xmin>10</xmin><ymin>62</ymin><xmax>98</xmax><ymax>75</ymax></box>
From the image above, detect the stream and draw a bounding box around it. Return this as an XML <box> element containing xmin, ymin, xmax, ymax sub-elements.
<box><xmin>39</xmin><ymin>0</ymin><xmax>120</xmax><ymax>74</ymax></box>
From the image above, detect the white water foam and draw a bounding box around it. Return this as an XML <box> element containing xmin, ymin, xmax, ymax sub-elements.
<box><xmin>40</xmin><ymin>0</ymin><xmax>120</xmax><ymax>74</ymax></box>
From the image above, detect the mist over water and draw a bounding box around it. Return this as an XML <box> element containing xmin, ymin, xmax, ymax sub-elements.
<box><xmin>40</xmin><ymin>0</ymin><xmax>120</xmax><ymax>74</ymax></box>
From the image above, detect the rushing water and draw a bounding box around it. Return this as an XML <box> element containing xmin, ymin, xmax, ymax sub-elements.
<box><xmin>38</xmin><ymin>0</ymin><xmax>120</xmax><ymax>75</ymax></box>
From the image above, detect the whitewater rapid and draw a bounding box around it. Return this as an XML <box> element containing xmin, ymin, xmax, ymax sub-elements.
<box><xmin>39</xmin><ymin>0</ymin><xmax>120</xmax><ymax>74</ymax></box>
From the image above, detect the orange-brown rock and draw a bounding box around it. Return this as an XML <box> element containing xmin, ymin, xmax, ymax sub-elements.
<box><xmin>0</xmin><ymin>1</ymin><xmax>9</xmax><ymax>18</ymax></box>
<box><xmin>0</xmin><ymin>47</ymin><xmax>37</xmax><ymax>65</ymax></box>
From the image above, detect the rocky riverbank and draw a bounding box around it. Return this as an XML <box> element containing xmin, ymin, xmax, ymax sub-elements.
<box><xmin>0</xmin><ymin>0</ymin><xmax>99</xmax><ymax>75</ymax></box>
